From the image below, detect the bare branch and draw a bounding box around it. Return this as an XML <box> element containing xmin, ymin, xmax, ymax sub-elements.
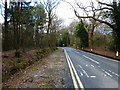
<box><xmin>98</xmin><ymin>1</ymin><xmax>113</xmax><ymax>7</ymax></box>
<box><xmin>83</xmin><ymin>24</ymin><xmax>89</xmax><ymax>32</ymax></box>
<box><xmin>75</xmin><ymin>14</ymin><xmax>114</xmax><ymax>29</ymax></box>
<box><xmin>95</xmin><ymin>7</ymin><xmax>112</xmax><ymax>10</ymax></box>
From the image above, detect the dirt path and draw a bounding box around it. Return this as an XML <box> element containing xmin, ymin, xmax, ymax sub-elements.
<box><xmin>3</xmin><ymin>48</ymin><xmax>68</xmax><ymax>88</ymax></box>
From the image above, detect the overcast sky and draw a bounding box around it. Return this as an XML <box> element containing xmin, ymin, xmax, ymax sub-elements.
<box><xmin>55</xmin><ymin>0</ymin><xmax>115</xmax><ymax>26</ymax></box>
<box><xmin>0</xmin><ymin>0</ymin><xmax>116</xmax><ymax>26</ymax></box>
<box><xmin>0</xmin><ymin>0</ymin><xmax>77</xmax><ymax>25</ymax></box>
<box><xmin>55</xmin><ymin>0</ymin><xmax>77</xmax><ymax>26</ymax></box>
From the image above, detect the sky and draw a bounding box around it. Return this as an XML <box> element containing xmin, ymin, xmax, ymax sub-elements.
<box><xmin>55</xmin><ymin>0</ymin><xmax>115</xmax><ymax>26</ymax></box>
<box><xmin>55</xmin><ymin>0</ymin><xmax>77</xmax><ymax>26</ymax></box>
<box><xmin>0</xmin><ymin>0</ymin><xmax>115</xmax><ymax>26</ymax></box>
<box><xmin>0</xmin><ymin>0</ymin><xmax>77</xmax><ymax>25</ymax></box>
<box><xmin>0</xmin><ymin>0</ymin><xmax>5</xmax><ymax>24</ymax></box>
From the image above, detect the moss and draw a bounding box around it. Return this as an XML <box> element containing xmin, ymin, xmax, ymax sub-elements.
<box><xmin>26</xmin><ymin>67</ymin><xmax>38</xmax><ymax>74</ymax></box>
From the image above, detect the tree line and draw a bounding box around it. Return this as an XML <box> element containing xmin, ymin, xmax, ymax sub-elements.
<box><xmin>57</xmin><ymin>0</ymin><xmax>120</xmax><ymax>52</ymax></box>
<box><xmin>2</xmin><ymin>0</ymin><xmax>61</xmax><ymax>57</ymax></box>
<box><xmin>2</xmin><ymin>0</ymin><xmax>120</xmax><ymax>55</ymax></box>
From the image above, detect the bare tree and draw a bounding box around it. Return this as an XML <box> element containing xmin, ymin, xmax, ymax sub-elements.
<box><xmin>72</xmin><ymin>0</ymin><xmax>114</xmax><ymax>29</ymax></box>
<box><xmin>66</xmin><ymin>0</ymin><xmax>102</xmax><ymax>48</ymax></box>
<box><xmin>66</xmin><ymin>0</ymin><xmax>119</xmax><ymax>49</ymax></box>
<box><xmin>41</xmin><ymin>0</ymin><xmax>60</xmax><ymax>49</ymax></box>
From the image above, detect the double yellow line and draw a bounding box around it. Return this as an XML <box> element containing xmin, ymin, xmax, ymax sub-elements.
<box><xmin>64</xmin><ymin>49</ymin><xmax>85</xmax><ymax>90</ymax></box>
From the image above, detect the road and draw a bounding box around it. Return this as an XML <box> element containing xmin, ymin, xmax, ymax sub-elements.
<box><xmin>64</xmin><ymin>47</ymin><xmax>120</xmax><ymax>89</ymax></box>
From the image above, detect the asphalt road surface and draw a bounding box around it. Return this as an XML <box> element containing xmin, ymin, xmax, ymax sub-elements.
<box><xmin>64</xmin><ymin>47</ymin><xmax>120</xmax><ymax>89</ymax></box>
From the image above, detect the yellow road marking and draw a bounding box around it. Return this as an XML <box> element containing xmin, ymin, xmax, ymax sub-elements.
<box><xmin>68</xmin><ymin>55</ymin><xmax>85</xmax><ymax>90</ymax></box>
<box><xmin>64</xmin><ymin>49</ymin><xmax>85</xmax><ymax>90</ymax></box>
<box><xmin>64</xmin><ymin>49</ymin><xmax>78</xmax><ymax>88</ymax></box>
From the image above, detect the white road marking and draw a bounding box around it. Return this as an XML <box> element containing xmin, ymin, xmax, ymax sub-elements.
<box><xmin>79</xmin><ymin>65</ymin><xmax>82</xmax><ymax>68</ymax></box>
<box><xmin>81</xmin><ymin>72</ymin><xmax>83</xmax><ymax>76</ymax></box>
<box><xmin>83</xmin><ymin>55</ymin><xmax>99</xmax><ymax>64</ymax></box>
<box><xmin>82</xmin><ymin>69</ymin><xmax>89</xmax><ymax>78</ymax></box>
<box><xmin>64</xmin><ymin>49</ymin><xmax>85</xmax><ymax>90</ymax></box>
<box><xmin>80</xmin><ymin>49</ymin><xmax>119</xmax><ymax>62</ymax></box>
<box><xmin>97</xmin><ymin>66</ymin><xmax>113</xmax><ymax>77</ymax></box>
<box><xmin>90</xmin><ymin>76</ymin><xmax>96</xmax><ymax>78</ymax></box>
<box><xmin>91</xmin><ymin>65</ymin><xmax>94</xmax><ymax>67</ymax></box>
<box><xmin>104</xmin><ymin>74</ymin><xmax>107</xmax><ymax>77</ymax></box>
<box><xmin>86</xmin><ymin>64</ymin><xmax>88</xmax><ymax>66</ymax></box>
<box><xmin>106</xmin><ymin>69</ymin><xmax>119</xmax><ymax>77</ymax></box>
<box><xmin>114</xmin><ymin>73</ymin><xmax>119</xmax><ymax>77</ymax></box>
<box><xmin>104</xmin><ymin>71</ymin><xmax>112</xmax><ymax>77</ymax></box>
<box><xmin>111</xmin><ymin>72</ymin><xmax>119</xmax><ymax>77</ymax></box>
<box><xmin>103</xmin><ymin>68</ymin><xmax>119</xmax><ymax>77</ymax></box>
<box><xmin>108</xmin><ymin>70</ymin><xmax>112</xmax><ymax>72</ymax></box>
<box><xmin>79</xmin><ymin>65</ymin><xmax>89</xmax><ymax>78</ymax></box>
<box><xmin>102</xmin><ymin>69</ymin><xmax>112</xmax><ymax>77</ymax></box>
<box><xmin>78</xmin><ymin>70</ymin><xmax>83</xmax><ymax>76</ymax></box>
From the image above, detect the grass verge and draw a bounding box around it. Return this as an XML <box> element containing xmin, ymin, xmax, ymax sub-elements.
<box><xmin>2</xmin><ymin>48</ymin><xmax>55</xmax><ymax>82</ymax></box>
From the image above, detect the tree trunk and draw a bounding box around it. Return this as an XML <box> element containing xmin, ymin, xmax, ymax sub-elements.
<box><xmin>15</xmin><ymin>2</ymin><xmax>21</xmax><ymax>57</ymax></box>
<box><xmin>4</xmin><ymin>1</ymin><xmax>8</xmax><ymax>51</ymax></box>
<box><xmin>88</xmin><ymin>22</ymin><xmax>95</xmax><ymax>49</ymax></box>
<box><xmin>88</xmin><ymin>32</ymin><xmax>93</xmax><ymax>49</ymax></box>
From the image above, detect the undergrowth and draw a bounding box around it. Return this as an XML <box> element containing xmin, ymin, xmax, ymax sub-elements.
<box><xmin>2</xmin><ymin>48</ymin><xmax>55</xmax><ymax>82</ymax></box>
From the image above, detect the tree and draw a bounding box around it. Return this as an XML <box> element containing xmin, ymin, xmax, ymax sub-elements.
<box><xmin>2</xmin><ymin>1</ymin><xmax>10</xmax><ymax>51</ymax></box>
<box><xmin>68</xmin><ymin>0</ymin><xmax>120</xmax><ymax>51</ymax></box>
<box><xmin>3</xmin><ymin>2</ymin><xmax>35</xmax><ymax>56</ymax></box>
<box><xmin>110</xmin><ymin>1</ymin><xmax>120</xmax><ymax>51</ymax></box>
<box><xmin>41</xmin><ymin>0</ymin><xmax>60</xmax><ymax>50</ymax></box>
<box><xmin>92</xmin><ymin>30</ymin><xmax>112</xmax><ymax>49</ymax></box>
<box><xmin>32</xmin><ymin>3</ymin><xmax>46</xmax><ymax>49</ymax></box>
<box><xmin>66</xmin><ymin>0</ymin><xmax>101</xmax><ymax>48</ymax></box>
<box><xmin>75</xmin><ymin>22</ymin><xmax>88</xmax><ymax>48</ymax></box>
<box><xmin>9</xmin><ymin>2</ymin><xmax>32</xmax><ymax>57</ymax></box>
<box><xmin>67</xmin><ymin>21</ymin><xmax>77</xmax><ymax>46</ymax></box>
<box><xmin>4</xmin><ymin>1</ymin><xmax>8</xmax><ymax>51</ymax></box>
<box><xmin>2</xmin><ymin>0</ymin><xmax>63</xmax><ymax>55</ymax></box>
<box><xmin>57</xmin><ymin>32</ymin><xmax>70</xmax><ymax>47</ymax></box>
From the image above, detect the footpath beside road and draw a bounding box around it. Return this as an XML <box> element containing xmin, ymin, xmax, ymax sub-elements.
<box><xmin>3</xmin><ymin>48</ymin><xmax>70</xmax><ymax>88</ymax></box>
